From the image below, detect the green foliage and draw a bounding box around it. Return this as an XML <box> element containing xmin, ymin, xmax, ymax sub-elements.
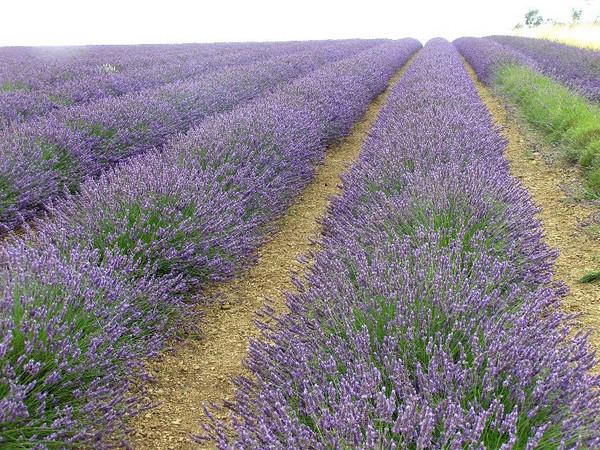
<box><xmin>524</xmin><ymin>9</ymin><xmax>544</xmax><ymax>28</ymax></box>
<box><xmin>1</xmin><ymin>80</ymin><xmax>29</xmax><ymax>92</ymax></box>
<box><xmin>90</xmin><ymin>194</ymin><xmax>212</xmax><ymax>280</ymax></box>
<box><xmin>66</xmin><ymin>120</ymin><xmax>117</xmax><ymax>141</ymax></box>
<box><xmin>495</xmin><ymin>64</ymin><xmax>600</xmax><ymax>193</ymax></box>
<box><xmin>48</xmin><ymin>93</ymin><xmax>74</xmax><ymax>106</ymax></box>
<box><xmin>580</xmin><ymin>271</ymin><xmax>600</xmax><ymax>283</ymax></box>
<box><xmin>0</xmin><ymin>176</ymin><xmax>17</xmax><ymax>215</ymax></box>
<box><xmin>3</xmin><ymin>280</ymin><xmax>111</xmax><ymax>445</ymax></box>
<box><xmin>37</xmin><ymin>140</ymin><xmax>79</xmax><ymax>193</ymax></box>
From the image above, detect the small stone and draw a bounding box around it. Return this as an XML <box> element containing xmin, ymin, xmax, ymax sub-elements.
<box><xmin>171</xmin><ymin>418</ymin><xmax>182</xmax><ymax>425</ymax></box>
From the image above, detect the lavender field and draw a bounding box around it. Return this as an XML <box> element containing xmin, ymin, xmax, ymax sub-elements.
<box><xmin>1</xmin><ymin>34</ymin><xmax>599</xmax><ymax>449</ymax></box>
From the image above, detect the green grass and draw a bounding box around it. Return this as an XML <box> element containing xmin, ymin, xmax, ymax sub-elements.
<box><xmin>495</xmin><ymin>65</ymin><xmax>600</xmax><ymax>283</ymax></box>
<box><xmin>494</xmin><ymin>65</ymin><xmax>600</xmax><ymax>194</ymax></box>
<box><xmin>580</xmin><ymin>271</ymin><xmax>600</xmax><ymax>283</ymax></box>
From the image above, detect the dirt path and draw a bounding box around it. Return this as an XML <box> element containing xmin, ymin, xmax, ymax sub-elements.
<box><xmin>465</xmin><ymin>62</ymin><xmax>600</xmax><ymax>355</ymax></box>
<box><xmin>129</xmin><ymin>57</ymin><xmax>416</xmax><ymax>450</ymax></box>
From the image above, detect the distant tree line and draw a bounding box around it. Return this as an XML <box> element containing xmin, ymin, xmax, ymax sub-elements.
<box><xmin>514</xmin><ymin>1</ymin><xmax>600</xmax><ymax>30</ymax></box>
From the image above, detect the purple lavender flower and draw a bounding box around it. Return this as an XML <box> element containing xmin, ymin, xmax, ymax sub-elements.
<box><xmin>0</xmin><ymin>40</ymin><xmax>381</xmax><ymax>233</ymax></box>
<box><xmin>200</xmin><ymin>38</ymin><xmax>600</xmax><ymax>449</ymax></box>
<box><xmin>0</xmin><ymin>39</ymin><xmax>421</xmax><ymax>447</ymax></box>
<box><xmin>0</xmin><ymin>240</ymin><xmax>185</xmax><ymax>446</ymax></box>
<box><xmin>0</xmin><ymin>40</ymin><xmax>384</xmax><ymax>129</ymax></box>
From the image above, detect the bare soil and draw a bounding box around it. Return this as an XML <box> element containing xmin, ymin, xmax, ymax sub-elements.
<box><xmin>129</xmin><ymin>57</ymin><xmax>416</xmax><ymax>449</ymax></box>
<box><xmin>466</xmin><ymin>63</ymin><xmax>600</xmax><ymax>356</ymax></box>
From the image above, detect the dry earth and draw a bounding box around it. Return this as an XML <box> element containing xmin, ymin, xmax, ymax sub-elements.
<box><xmin>466</xmin><ymin>62</ymin><xmax>600</xmax><ymax>356</ymax></box>
<box><xmin>129</xmin><ymin>55</ymin><xmax>418</xmax><ymax>449</ymax></box>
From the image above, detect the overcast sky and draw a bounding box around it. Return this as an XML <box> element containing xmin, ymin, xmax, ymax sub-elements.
<box><xmin>0</xmin><ymin>0</ymin><xmax>598</xmax><ymax>47</ymax></box>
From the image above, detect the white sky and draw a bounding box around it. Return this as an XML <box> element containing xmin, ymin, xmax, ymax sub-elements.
<box><xmin>0</xmin><ymin>0</ymin><xmax>598</xmax><ymax>47</ymax></box>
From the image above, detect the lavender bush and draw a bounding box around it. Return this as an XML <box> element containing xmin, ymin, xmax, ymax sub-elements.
<box><xmin>201</xmin><ymin>39</ymin><xmax>600</xmax><ymax>448</ymax></box>
<box><xmin>0</xmin><ymin>39</ymin><xmax>421</xmax><ymax>448</ymax></box>
<box><xmin>489</xmin><ymin>35</ymin><xmax>600</xmax><ymax>102</ymax></box>
<box><xmin>0</xmin><ymin>40</ymin><xmax>378</xmax><ymax>233</ymax></box>
<box><xmin>0</xmin><ymin>241</ymin><xmax>185</xmax><ymax>446</ymax></box>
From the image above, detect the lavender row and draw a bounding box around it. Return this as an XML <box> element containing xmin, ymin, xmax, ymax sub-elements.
<box><xmin>0</xmin><ymin>40</ymin><xmax>378</xmax><ymax>233</ymax></box>
<box><xmin>0</xmin><ymin>42</ymin><xmax>267</xmax><ymax>91</ymax></box>
<box><xmin>0</xmin><ymin>40</ymin><xmax>378</xmax><ymax>129</ymax></box>
<box><xmin>0</xmin><ymin>46</ymin><xmax>280</xmax><ymax>128</ymax></box>
<box><xmin>453</xmin><ymin>36</ymin><xmax>538</xmax><ymax>84</ymax></box>
<box><xmin>202</xmin><ymin>39</ymin><xmax>600</xmax><ymax>448</ymax></box>
<box><xmin>489</xmin><ymin>35</ymin><xmax>600</xmax><ymax>102</ymax></box>
<box><xmin>0</xmin><ymin>39</ymin><xmax>421</xmax><ymax>447</ymax></box>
